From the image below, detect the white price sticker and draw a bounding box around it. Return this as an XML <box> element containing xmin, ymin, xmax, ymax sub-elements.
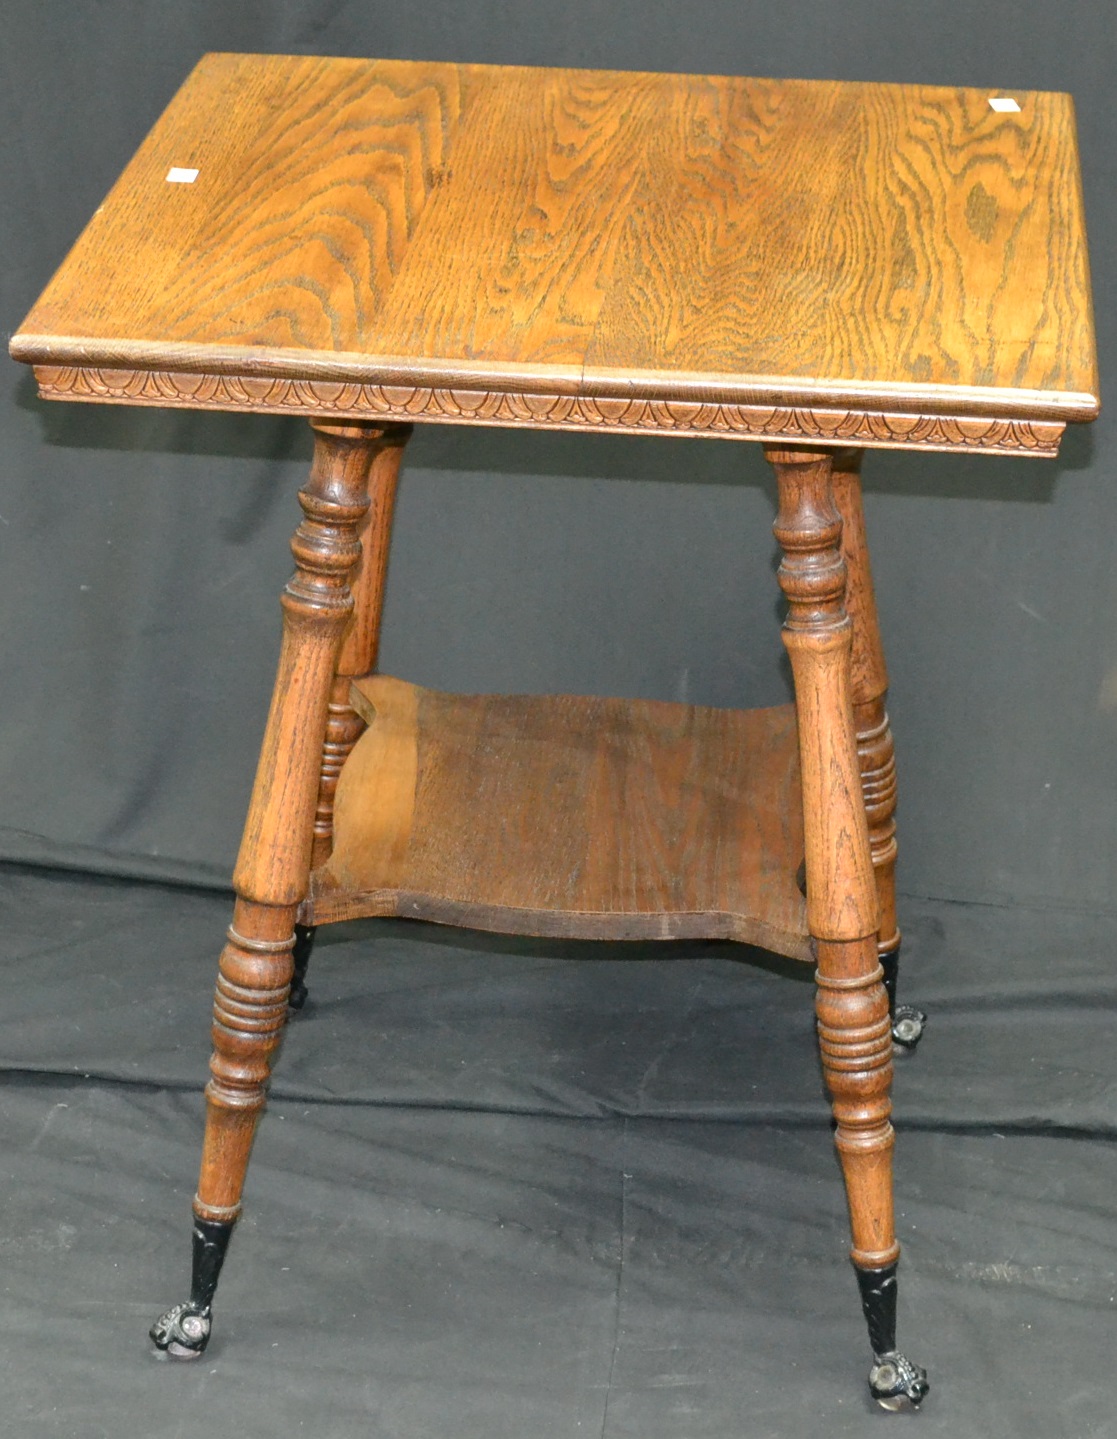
<box><xmin>988</xmin><ymin>97</ymin><xmax>1020</xmax><ymax>113</ymax></box>
<box><xmin>166</xmin><ymin>166</ymin><xmax>200</xmax><ymax>183</ymax></box>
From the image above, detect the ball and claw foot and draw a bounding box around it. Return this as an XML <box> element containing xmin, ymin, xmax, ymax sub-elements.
<box><xmin>150</xmin><ymin>1301</ymin><xmax>212</xmax><ymax>1359</ymax></box>
<box><xmin>881</xmin><ymin>950</ymin><xmax>926</xmax><ymax>1053</ymax></box>
<box><xmin>869</xmin><ymin>1351</ymin><xmax>929</xmax><ymax>1410</ymax></box>
<box><xmin>891</xmin><ymin>1005</ymin><xmax>927</xmax><ymax>1052</ymax></box>
<box><xmin>151</xmin><ymin>1215</ymin><xmax>232</xmax><ymax>1358</ymax></box>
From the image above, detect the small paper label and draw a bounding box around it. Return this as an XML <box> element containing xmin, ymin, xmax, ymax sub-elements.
<box><xmin>988</xmin><ymin>97</ymin><xmax>1020</xmax><ymax>112</ymax></box>
<box><xmin>166</xmin><ymin>166</ymin><xmax>199</xmax><ymax>183</ymax></box>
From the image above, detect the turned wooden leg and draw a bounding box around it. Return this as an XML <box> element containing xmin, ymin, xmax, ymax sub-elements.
<box><xmin>768</xmin><ymin>445</ymin><xmax>927</xmax><ymax>1410</ymax></box>
<box><xmin>831</xmin><ymin>451</ymin><xmax>924</xmax><ymax>1053</ymax></box>
<box><xmin>291</xmin><ymin>421</ymin><xmax>412</xmax><ymax>1012</ymax></box>
<box><xmin>151</xmin><ymin>420</ymin><xmax>389</xmax><ymax>1358</ymax></box>
<box><xmin>310</xmin><ymin>421</ymin><xmax>411</xmax><ymax>870</ymax></box>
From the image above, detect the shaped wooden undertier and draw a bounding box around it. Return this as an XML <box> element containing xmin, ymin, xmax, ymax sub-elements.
<box><xmin>304</xmin><ymin>673</ymin><xmax>812</xmax><ymax>960</ymax></box>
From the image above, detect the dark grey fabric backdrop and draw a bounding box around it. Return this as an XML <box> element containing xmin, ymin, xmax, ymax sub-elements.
<box><xmin>0</xmin><ymin>0</ymin><xmax>1114</xmax><ymax>910</ymax></box>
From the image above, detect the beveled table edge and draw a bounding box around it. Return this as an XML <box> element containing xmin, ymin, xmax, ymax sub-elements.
<box><xmin>11</xmin><ymin>331</ymin><xmax>1099</xmax><ymax>424</ymax></box>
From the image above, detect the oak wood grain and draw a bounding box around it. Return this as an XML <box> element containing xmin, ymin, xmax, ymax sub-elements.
<box><xmin>831</xmin><ymin>452</ymin><xmax>901</xmax><ymax>958</ymax></box>
<box><xmin>306</xmin><ymin>674</ymin><xmax>812</xmax><ymax>958</ymax></box>
<box><xmin>196</xmin><ymin>420</ymin><xmax>378</xmax><ymax>1226</ymax></box>
<box><xmin>768</xmin><ymin>447</ymin><xmax>879</xmax><ymax>943</ymax></box>
<box><xmin>12</xmin><ymin>54</ymin><xmax>1098</xmax><ymax>443</ymax></box>
<box><xmin>814</xmin><ymin>933</ymin><xmax>899</xmax><ymax>1271</ymax></box>
<box><xmin>767</xmin><ymin>445</ymin><xmax>898</xmax><ymax>1276</ymax></box>
<box><xmin>311</xmin><ymin>421</ymin><xmax>411</xmax><ymax>869</ymax></box>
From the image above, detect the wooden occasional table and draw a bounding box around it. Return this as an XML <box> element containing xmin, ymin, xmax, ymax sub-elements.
<box><xmin>12</xmin><ymin>54</ymin><xmax>1098</xmax><ymax>1410</ymax></box>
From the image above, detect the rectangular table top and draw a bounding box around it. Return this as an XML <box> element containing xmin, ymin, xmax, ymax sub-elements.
<box><xmin>12</xmin><ymin>54</ymin><xmax>1099</xmax><ymax>455</ymax></box>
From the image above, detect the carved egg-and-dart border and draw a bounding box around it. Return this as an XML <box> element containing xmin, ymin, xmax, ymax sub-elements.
<box><xmin>34</xmin><ymin>365</ymin><xmax>1065</xmax><ymax>456</ymax></box>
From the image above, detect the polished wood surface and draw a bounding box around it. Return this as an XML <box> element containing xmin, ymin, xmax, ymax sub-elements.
<box><xmin>831</xmin><ymin>451</ymin><xmax>901</xmax><ymax>960</ymax></box>
<box><xmin>769</xmin><ymin>447</ymin><xmax>897</xmax><ymax>1273</ymax></box>
<box><xmin>310</xmin><ymin>422</ymin><xmax>411</xmax><ymax>869</ymax></box>
<box><xmin>12</xmin><ymin>54</ymin><xmax>1097</xmax><ymax>453</ymax></box>
<box><xmin>308</xmin><ymin>673</ymin><xmax>811</xmax><ymax>958</ymax></box>
<box><xmin>769</xmin><ymin>447</ymin><xmax>879</xmax><ymax>942</ymax></box>
<box><xmin>195</xmin><ymin>420</ymin><xmax>384</xmax><ymax>1226</ymax></box>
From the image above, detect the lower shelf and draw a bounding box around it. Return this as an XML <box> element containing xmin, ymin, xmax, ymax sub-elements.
<box><xmin>306</xmin><ymin>674</ymin><xmax>811</xmax><ymax>960</ymax></box>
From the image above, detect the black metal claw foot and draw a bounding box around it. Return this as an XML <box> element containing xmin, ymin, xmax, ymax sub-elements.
<box><xmin>150</xmin><ymin>1300</ymin><xmax>212</xmax><ymax>1358</ymax></box>
<box><xmin>855</xmin><ymin>1262</ymin><xmax>929</xmax><ymax>1411</ymax></box>
<box><xmin>869</xmin><ymin>1351</ymin><xmax>930</xmax><ymax>1410</ymax></box>
<box><xmin>151</xmin><ymin>1217</ymin><xmax>234</xmax><ymax>1359</ymax></box>
<box><xmin>288</xmin><ymin>923</ymin><xmax>316</xmax><ymax>1013</ymax></box>
<box><xmin>880</xmin><ymin>946</ymin><xmax>927</xmax><ymax>1052</ymax></box>
<box><xmin>891</xmin><ymin>1004</ymin><xmax>927</xmax><ymax>1051</ymax></box>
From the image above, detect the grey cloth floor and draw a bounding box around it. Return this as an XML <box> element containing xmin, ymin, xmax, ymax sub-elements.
<box><xmin>3</xmin><ymin>864</ymin><xmax>1116</xmax><ymax>1438</ymax></box>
